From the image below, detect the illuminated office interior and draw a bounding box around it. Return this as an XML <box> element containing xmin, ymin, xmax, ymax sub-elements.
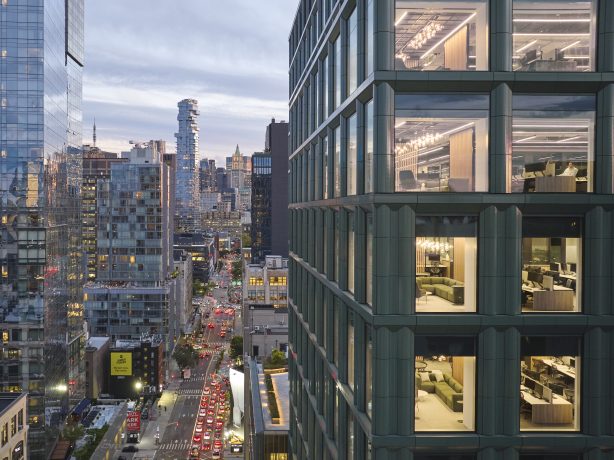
<box><xmin>395</xmin><ymin>1</ymin><xmax>489</xmax><ymax>71</ymax></box>
<box><xmin>512</xmin><ymin>0</ymin><xmax>596</xmax><ymax>72</ymax></box>
<box><xmin>511</xmin><ymin>95</ymin><xmax>594</xmax><ymax>193</ymax></box>
<box><xmin>395</xmin><ymin>94</ymin><xmax>489</xmax><ymax>192</ymax></box>
<box><xmin>415</xmin><ymin>216</ymin><xmax>477</xmax><ymax>313</ymax></box>
<box><xmin>520</xmin><ymin>337</ymin><xmax>580</xmax><ymax>431</ymax></box>
<box><xmin>414</xmin><ymin>337</ymin><xmax>476</xmax><ymax>432</ymax></box>
<box><xmin>521</xmin><ymin>217</ymin><xmax>581</xmax><ymax>313</ymax></box>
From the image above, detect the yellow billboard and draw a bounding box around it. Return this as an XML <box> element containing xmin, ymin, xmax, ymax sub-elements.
<box><xmin>111</xmin><ymin>352</ymin><xmax>132</xmax><ymax>376</ymax></box>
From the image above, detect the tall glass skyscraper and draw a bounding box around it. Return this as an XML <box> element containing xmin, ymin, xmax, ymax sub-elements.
<box><xmin>0</xmin><ymin>0</ymin><xmax>85</xmax><ymax>456</ymax></box>
<box><xmin>288</xmin><ymin>0</ymin><xmax>614</xmax><ymax>459</ymax></box>
<box><xmin>175</xmin><ymin>98</ymin><xmax>200</xmax><ymax>232</ymax></box>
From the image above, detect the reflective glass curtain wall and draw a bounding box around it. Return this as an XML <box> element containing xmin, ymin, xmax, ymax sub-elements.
<box><xmin>0</xmin><ymin>0</ymin><xmax>84</xmax><ymax>457</ymax></box>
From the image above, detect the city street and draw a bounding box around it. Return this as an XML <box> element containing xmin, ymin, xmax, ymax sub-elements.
<box><xmin>154</xmin><ymin>260</ymin><xmax>240</xmax><ymax>460</ymax></box>
<box><xmin>91</xmin><ymin>259</ymin><xmax>242</xmax><ymax>460</ymax></box>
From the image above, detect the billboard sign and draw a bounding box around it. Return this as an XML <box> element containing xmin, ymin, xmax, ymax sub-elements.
<box><xmin>126</xmin><ymin>410</ymin><xmax>141</xmax><ymax>432</ymax></box>
<box><xmin>111</xmin><ymin>352</ymin><xmax>132</xmax><ymax>376</ymax></box>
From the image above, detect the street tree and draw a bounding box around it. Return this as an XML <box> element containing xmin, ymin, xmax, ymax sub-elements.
<box><xmin>229</xmin><ymin>336</ymin><xmax>243</xmax><ymax>359</ymax></box>
<box><xmin>173</xmin><ymin>344</ymin><xmax>198</xmax><ymax>369</ymax></box>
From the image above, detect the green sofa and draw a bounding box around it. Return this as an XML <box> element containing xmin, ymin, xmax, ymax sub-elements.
<box><xmin>416</xmin><ymin>372</ymin><xmax>464</xmax><ymax>412</ymax></box>
<box><xmin>416</xmin><ymin>277</ymin><xmax>464</xmax><ymax>304</ymax></box>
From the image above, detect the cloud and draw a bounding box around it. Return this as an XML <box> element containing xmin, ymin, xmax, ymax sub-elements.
<box><xmin>83</xmin><ymin>0</ymin><xmax>297</xmax><ymax>164</ymax></box>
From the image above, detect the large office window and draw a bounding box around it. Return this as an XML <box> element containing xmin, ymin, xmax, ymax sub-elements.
<box><xmin>521</xmin><ymin>217</ymin><xmax>582</xmax><ymax>313</ymax></box>
<box><xmin>366</xmin><ymin>213</ymin><xmax>373</xmax><ymax>306</ymax></box>
<box><xmin>365</xmin><ymin>325</ymin><xmax>372</xmax><ymax>418</ymax></box>
<box><xmin>513</xmin><ymin>0</ymin><xmax>596</xmax><ymax>72</ymax></box>
<box><xmin>347</xmin><ymin>8</ymin><xmax>358</xmax><ymax>95</ymax></box>
<box><xmin>333</xmin><ymin>298</ymin><xmax>340</xmax><ymax>366</ymax></box>
<box><xmin>520</xmin><ymin>337</ymin><xmax>580</xmax><ymax>431</ymax></box>
<box><xmin>334</xmin><ymin>126</ymin><xmax>342</xmax><ymax>197</ymax></box>
<box><xmin>323</xmin><ymin>135</ymin><xmax>329</xmax><ymax>199</ymax></box>
<box><xmin>395</xmin><ymin>94</ymin><xmax>489</xmax><ymax>192</ymax></box>
<box><xmin>347</xmin><ymin>114</ymin><xmax>357</xmax><ymax>195</ymax></box>
<box><xmin>511</xmin><ymin>95</ymin><xmax>595</xmax><ymax>193</ymax></box>
<box><xmin>348</xmin><ymin>212</ymin><xmax>355</xmax><ymax>294</ymax></box>
<box><xmin>348</xmin><ymin>312</ymin><xmax>355</xmax><ymax>391</ymax></box>
<box><xmin>315</xmin><ymin>70</ymin><xmax>320</xmax><ymax>128</ymax></box>
<box><xmin>365</xmin><ymin>99</ymin><xmax>374</xmax><ymax>193</ymax></box>
<box><xmin>416</xmin><ymin>216</ymin><xmax>477</xmax><ymax>313</ymax></box>
<box><xmin>334</xmin><ymin>211</ymin><xmax>340</xmax><ymax>282</ymax></box>
<box><xmin>395</xmin><ymin>0</ymin><xmax>488</xmax><ymax>71</ymax></box>
<box><xmin>366</xmin><ymin>0</ymin><xmax>374</xmax><ymax>76</ymax></box>
<box><xmin>322</xmin><ymin>55</ymin><xmax>329</xmax><ymax>118</ymax></box>
<box><xmin>415</xmin><ymin>336</ymin><xmax>476</xmax><ymax>431</ymax></box>
<box><xmin>347</xmin><ymin>411</ymin><xmax>355</xmax><ymax>460</ymax></box>
<box><xmin>334</xmin><ymin>36</ymin><xmax>342</xmax><ymax>109</ymax></box>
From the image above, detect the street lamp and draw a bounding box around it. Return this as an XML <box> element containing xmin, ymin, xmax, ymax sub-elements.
<box><xmin>135</xmin><ymin>381</ymin><xmax>143</xmax><ymax>391</ymax></box>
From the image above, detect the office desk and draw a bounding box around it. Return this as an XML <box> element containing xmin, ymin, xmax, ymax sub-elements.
<box><xmin>522</xmin><ymin>285</ymin><xmax>574</xmax><ymax>311</ymax></box>
<box><xmin>521</xmin><ymin>389</ymin><xmax>573</xmax><ymax>424</ymax></box>
<box><xmin>535</xmin><ymin>176</ymin><xmax>576</xmax><ymax>193</ymax></box>
<box><xmin>559</xmin><ymin>274</ymin><xmax>577</xmax><ymax>283</ymax></box>
<box><xmin>539</xmin><ymin>359</ymin><xmax>576</xmax><ymax>380</ymax></box>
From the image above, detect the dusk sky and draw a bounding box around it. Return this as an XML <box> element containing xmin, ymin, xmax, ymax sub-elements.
<box><xmin>84</xmin><ymin>1</ymin><xmax>297</xmax><ymax>164</ymax></box>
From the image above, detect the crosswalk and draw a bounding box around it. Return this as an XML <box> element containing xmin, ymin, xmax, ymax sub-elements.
<box><xmin>176</xmin><ymin>388</ymin><xmax>206</xmax><ymax>395</ymax></box>
<box><xmin>201</xmin><ymin>342</ymin><xmax>226</xmax><ymax>348</ymax></box>
<box><xmin>158</xmin><ymin>440</ymin><xmax>191</xmax><ymax>451</ymax></box>
<box><xmin>182</xmin><ymin>376</ymin><xmax>206</xmax><ymax>383</ymax></box>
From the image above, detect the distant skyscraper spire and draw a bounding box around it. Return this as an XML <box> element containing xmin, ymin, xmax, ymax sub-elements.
<box><xmin>93</xmin><ymin>118</ymin><xmax>97</xmax><ymax>147</ymax></box>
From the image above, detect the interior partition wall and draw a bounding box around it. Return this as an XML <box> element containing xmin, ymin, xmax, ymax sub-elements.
<box><xmin>288</xmin><ymin>0</ymin><xmax>614</xmax><ymax>459</ymax></box>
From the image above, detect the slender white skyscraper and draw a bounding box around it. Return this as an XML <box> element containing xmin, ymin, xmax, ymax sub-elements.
<box><xmin>175</xmin><ymin>99</ymin><xmax>201</xmax><ymax>232</ymax></box>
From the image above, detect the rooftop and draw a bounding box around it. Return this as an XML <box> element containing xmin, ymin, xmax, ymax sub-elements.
<box><xmin>87</xmin><ymin>337</ymin><xmax>110</xmax><ymax>350</ymax></box>
<box><xmin>0</xmin><ymin>393</ymin><xmax>26</xmax><ymax>415</ymax></box>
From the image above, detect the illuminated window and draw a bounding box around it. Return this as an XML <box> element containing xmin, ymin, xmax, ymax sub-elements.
<box><xmin>395</xmin><ymin>0</ymin><xmax>489</xmax><ymax>71</ymax></box>
<box><xmin>269</xmin><ymin>276</ymin><xmax>287</xmax><ymax>286</ymax></box>
<box><xmin>249</xmin><ymin>277</ymin><xmax>264</xmax><ymax>286</ymax></box>
<box><xmin>395</xmin><ymin>94</ymin><xmax>489</xmax><ymax>192</ymax></box>
<box><xmin>513</xmin><ymin>0</ymin><xmax>596</xmax><ymax>72</ymax></box>
<box><xmin>511</xmin><ymin>94</ymin><xmax>594</xmax><ymax>194</ymax></box>
<box><xmin>520</xmin><ymin>337</ymin><xmax>580</xmax><ymax>431</ymax></box>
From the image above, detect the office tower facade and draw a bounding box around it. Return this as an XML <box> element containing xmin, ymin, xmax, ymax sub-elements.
<box><xmin>84</xmin><ymin>142</ymin><xmax>174</xmax><ymax>349</ymax></box>
<box><xmin>251</xmin><ymin>151</ymin><xmax>272</xmax><ymax>262</ymax></box>
<box><xmin>266</xmin><ymin>119</ymin><xmax>289</xmax><ymax>258</ymax></box>
<box><xmin>251</xmin><ymin>120</ymin><xmax>289</xmax><ymax>263</ymax></box>
<box><xmin>288</xmin><ymin>1</ymin><xmax>614</xmax><ymax>459</ymax></box>
<box><xmin>200</xmin><ymin>158</ymin><xmax>217</xmax><ymax>192</ymax></box>
<box><xmin>175</xmin><ymin>99</ymin><xmax>200</xmax><ymax>232</ymax></box>
<box><xmin>0</xmin><ymin>0</ymin><xmax>85</xmax><ymax>455</ymax></box>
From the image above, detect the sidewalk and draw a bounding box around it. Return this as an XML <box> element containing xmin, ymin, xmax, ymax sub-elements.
<box><xmin>133</xmin><ymin>390</ymin><xmax>178</xmax><ymax>460</ymax></box>
<box><xmin>90</xmin><ymin>403</ymin><xmax>127</xmax><ymax>460</ymax></box>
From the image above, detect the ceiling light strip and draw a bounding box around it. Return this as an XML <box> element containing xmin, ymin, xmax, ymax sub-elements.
<box><xmin>516</xmin><ymin>40</ymin><xmax>537</xmax><ymax>53</ymax></box>
<box><xmin>395</xmin><ymin>12</ymin><xmax>408</xmax><ymax>27</ymax></box>
<box><xmin>421</xmin><ymin>13</ymin><xmax>477</xmax><ymax>60</ymax></box>
<box><xmin>560</xmin><ymin>40</ymin><xmax>581</xmax><ymax>52</ymax></box>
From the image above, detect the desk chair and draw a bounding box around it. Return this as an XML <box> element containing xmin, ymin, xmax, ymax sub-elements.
<box><xmin>545</xmin><ymin>162</ymin><xmax>556</xmax><ymax>177</ymax></box>
<box><xmin>416</xmin><ymin>282</ymin><xmax>429</xmax><ymax>303</ymax></box>
<box><xmin>563</xmin><ymin>388</ymin><xmax>574</xmax><ymax>404</ymax></box>
<box><xmin>520</xmin><ymin>399</ymin><xmax>532</xmax><ymax>420</ymax></box>
<box><xmin>399</xmin><ymin>170</ymin><xmax>418</xmax><ymax>191</ymax></box>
